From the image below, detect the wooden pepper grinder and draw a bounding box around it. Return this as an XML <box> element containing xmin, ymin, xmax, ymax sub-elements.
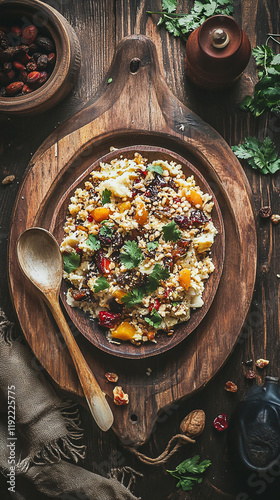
<box><xmin>185</xmin><ymin>15</ymin><xmax>251</xmax><ymax>90</ymax></box>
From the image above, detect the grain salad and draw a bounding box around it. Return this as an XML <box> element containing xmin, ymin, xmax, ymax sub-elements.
<box><xmin>60</xmin><ymin>153</ymin><xmax>217</xmax><ymax>345</ymax></box>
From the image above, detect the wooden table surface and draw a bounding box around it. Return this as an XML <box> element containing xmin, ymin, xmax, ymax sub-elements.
<box><xmin>0</xmin><ymin>1</ymin><xmax>279</xmax><ymax>499</ymax></box>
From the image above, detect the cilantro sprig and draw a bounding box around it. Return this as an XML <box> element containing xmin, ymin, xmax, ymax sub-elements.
<box><xmin>145</xmin><ymin>309</ymin><xmax>162</xmax><ymax>329</ymax></box>
<box><xmin>101</xmin><ymin>188</ymin><xmax>112</xmax><ymax>205</ymax></box>
<box><xmin>120</xmin><ymin>241</ymin><xmax>144</xmax><ymax>269</ymax></box>
<box><xmin>121</xmin><ymin>264</ymin><xmax>170</xmax><ymax>308</ymax></box>
<box><xmin>86</xmin><ymin>234</ymin><xmax>101</xmax><ymax>251</ymax></box>
<box><xmin>162</xmin><ymin>220</ymin><xmax>182</xmax><ymax>242</ymax></box>
<box><xmin>147</xmin><ymin>241</ymin><xmax>159</xmax><ymax>252</ymax></box>
<box><xmin>241</xmin><ymin>44</ymin><xmax>280</xmax><ymax>117</ymax></box>
<box><xmin>63</xmin><ymin>252</ymin><xmax>80</xmax><ymax>273</ymax></box>
<box><xmin>232</xmin><ymin>136</ymin><xmax>280</xmax><ymax>174</ymax></box>
<box><xmin>148</xmin><ymin>0</ymin><xmax>233</xmax><ymax>41</ymax></box>
<box><xmin>147</xmin><ymin>164</ymin><xmax>163</xmax><ymax>175</ymax></box>
<box><xmin>93</xmin><ymin>276</ymin><xmax>110</xmax><ymax>293</ymax></box>
<box><xmin>167</xmin><ymin>455</ymin><xmax>211</xmax><ymax>492</ymax></box>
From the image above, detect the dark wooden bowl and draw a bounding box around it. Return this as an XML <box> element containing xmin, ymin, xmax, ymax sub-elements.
<box><xmin>0</xmin><ymin>0</ymin><xmax>81</xmax><ymax>115</ymax></box>
<box><xmin>51</xmin><ymin>145</ymin><xmax>225</xmax><ymax>359</ymax></box>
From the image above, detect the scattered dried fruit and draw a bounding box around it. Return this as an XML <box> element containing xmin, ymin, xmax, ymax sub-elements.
<box><xmin>224</xmin><ymin>381</ymin><xmax>238</xmax><ymax>393</ymax></box>
<box><xmin>113</xmin><ymin>386</ymin><xmax>129</xmax><ymax>405</ymax></box>
<box><xmin>105</xmin><ymin>372</ymin><xmax>119</xmax><ymax>383</ymax></box>
<box><xmin>5</xmin><ymin>81</ymin><xmax>24</xmax><ymax>96</ymax></box>
<box><xmin>271</xmin><ymin>214</ymin><xmax>280</xmax><ymax>225</ymax></box>
<box><xmin>256</xmin><ymin>359</ymin><xmax>269</xmax><ymax>369</ymax></box>
<box><xmin>245</xmin><ymin>370</ymin><xmax>256</xmax><ymax>379</ymax></box>
<box><xmin>213</xmin><ymin>413</ymin><xmax>228</xmax><ymax>432</ymax></box>
<box><xmin>2</xmin><ymin>175</ymin><xmax>15</xmax><ymax>185</ymax></box>
<box><xmin>259</xmin><ymin>206</ymin><xmax>272</xmax><ymax>219</ymax></box>
<box><xmin>180</xmin><ymin>409</ymin><xmax>205</xmax><ymax>437</ymax></box>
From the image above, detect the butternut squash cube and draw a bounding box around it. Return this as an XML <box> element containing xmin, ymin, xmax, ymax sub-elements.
<box><xmin>179</xmin><ymin>269</ymin><xmax>191</xmax><ymax>290</ymax></box>
<box><xmin>111</xmin><ymin>321</ymin><xmax>136</xmax><ymax>341</ymax></box>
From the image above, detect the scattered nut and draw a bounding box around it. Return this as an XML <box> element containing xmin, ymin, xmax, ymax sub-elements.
<box><xmin>245</xmin><ymin>370</ymin><xmax>256</xmax><ymax>380</ymax></box>
<box><xmin>2</xmin><ymin>174</ymin><xmax>15</xmax><ymax>185</ymax></box>
<box><xmin>224</xmin><ymin>381</ymin><xmax>238</xmax><ymax>393</ymax></box>
<box><xmin>271</xmin><ymin>214</ymin><xmax>280</xmax><ymax>225</ymax></box>
<box><xmin>146</xmin><ymin>367</ymin><xmax>152</xmax><ymax>376</ymax></box>
<box><xmin>259</xmin><ymin>206</ymin><xmax>272</xmax><ymax>219</ymax></box>
<box><xmin>256</xmin><ymin>359</ymin><xmax>269</xmax><ymax>369</ymax></box>
<box><xmin>244</xmin><ymin>359</ymin><xmax>253</xmax><ymax>366</ymax></box>
<box><xmin>113</xmin><ymin>386</ymin><xmax>129</xmax><ymax>406</ymax></box>
<box><xmin>180</xmin><ymin>409</ymin><xmax>205</xmax><ymax>437</ymax></box>
<box><xmin>105</xmin><ymin>372</ymin><xmax>118</xmax><ymax>383</ymax></box>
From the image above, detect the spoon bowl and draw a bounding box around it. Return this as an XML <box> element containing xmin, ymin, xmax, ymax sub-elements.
<box><xmin>17</xmin><ymin>227</ymin><xmax>114</xmax><ymax>432</ymax></box>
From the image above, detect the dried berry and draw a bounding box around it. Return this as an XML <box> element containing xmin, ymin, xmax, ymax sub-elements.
<box><xmin>113</xmin><ymin>386</ymin><xmax>129</xmax><ymax>406</ymax></box>
<box><xmin>259</xmin><ymin>206</ymin><xmax>272</xmax><ymax>219</ymax></box>
<box><xmin>180</xmin><ymin>409</ymin><xmax>205</xmax><ymax>437</ymax></box>
<box><xmin>22</xmin><ymin>25</ymin><xmax>38</xmax><ymax>45</ymax></box>
<box><xmin>95</xmin><ymin>251</ymin><xmax>111</xmax><ymax>274</ymax></box>
<box><xmin>2</xmin><ymin>175</ymin><xmax>15</xmax><ymax>185</ymax></box>
<box><xmin>105</xmin><ymin>372</ymin><xmax>119</xmax><ymax>383</ymax></box>
<box><xmin>36</xmin><ymin>36</ymin><xmax>55</xmax><ymax>53</ymax></box>
<box><xmin>213</xmin><ymin>413</ymin><xmax>228</xmax><ymax>431</ymax></box>
<box><xmin>98</xmin><ymin>311</ymin><xmax>121</xmax><ymax>329</ymax></box>
<box><xmin>19</xmin><ymin>70</ymin><xmax>28</xmax><ymax>83</ymax></box>
<box><xmin>149</xmin><ymin>299</ymin><xmax>160</xmax><ymax>313</ymax></box>
<box><xmin>37</xmin><ymin>54</ymin><xmax>48</xmax><ymax>69</ymax></box>
<box><xmin>6</xmin><ymin>81</ymin><xmax>24</xmax><ymax>96</ymax></box>
<box><xmin>38</xmin><ymin>71</ymin><xmax>48</xmax><ymax>85</ymax></box>
<box><xmin>13</xmin><ymin>61</ymin><xmax>26</xmax><ymax>72</ymax></box>
<box><xmin>47</xmin><ymin>52</ymin><xmax>56</xmax><ymax>65</ymax></box>
<box><xmin>71</xmin><ymin>289</ymin><xmax>90</xmax><ymax>302</ymax></box>
<box><xmin>245</xmin><ymin>370</ymin><xmax>256</xmax><ymax>380</ymax></box>
<box><xmin>27</xmin><ymin>71</ymin><xmax>40</xmax><ymax>84</ymax></box>
<box><xmin>1</xmin><ymin>47</ymin><xmax>16</xmax><ymax>61</ymax></box>
<box><xmin>26</xmin><ymin>61</ymin><xmax>37</xmax><ymax>72</ymax></box>
<box><xmin>22</xmin><ymin>84</ymin><xmax>32</xmax><ymax>94</ymax></box>
<box><xmin>256</xmin><ymin>359</ymin><xmax>269</xmax><ymax>369</ymax></box>
<box><xmin>224</xmin><ymin>381</ymin><xmax>238</xmax><ymax>393</ymax></box>
<box><xmin>271</xmin><ymin>214</ymin><xmax>280</xmax><ymax>225</ymax></box>
<box><xmin>10</xmin><ymin>26</ymin><xmax>21</xmax><ymax>37</ymax></box>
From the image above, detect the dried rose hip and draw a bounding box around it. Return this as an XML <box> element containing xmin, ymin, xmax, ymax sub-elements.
<box><xmin>27</xmin><ymin>71</ymin><xmax>40</xmax><ymax>84</ymax></box>
<box><xmin>6</xmin><ymin>81</ymin><xmax>24</xmax><ymax>96</ymax></box>
<box><xmin>37</xmin><ymin>54</ymin><xmax>48</xmax><ymax>69</ymax></box>
<box><xmin>47</xmin><ymin>52</ymin><xmax>56</xmax><ymax>65</ymax></box>
<box><xmin>189</xmin><ymin>209</ymin><xmax>209</xmax><ymax>226</ymax></box>
<box><xmin>13</xmin><ymin>61</ymin><xmax>26</xmax><ymax>72</ymax></box>
<box><xmin>71</xmin><ymin>289</ymin><xmax>90</xmax><ymax>301</ymax></box>
<box><xmin>22</xmin><ymin>25</ymin><xmax>38</xmax><ymax>44</ymax></box>
<box><xmin>26</xmin><ymin>61</ymin><xmax>38</xmax><ymax>72</ymax></box>
<box><xmin>22</xmin><ymin>84</ymin><xmax>32</xmax><ymax>94</ymax></box>
<box><xmin>95</xmin><ymin>251</ymin><xmax>111</xmax><ymax>274</ymax></box>
<box><xmin>38</xmin><ymin>71</ymin><xmax>48</xmax><ymax>85</ymax></box>
<box><xmin>224</xmin><ymin>381</ymin><xmax>238</xmax><ymax>393</ymax></box>
<box><xmin>105</xmin><ymin>372</ymin><xmax>119</xmax><ymax>383</ymax></box>
<box><xmin>245</xmin><ymin>370</ymin><xmax>256</xmax><ymax>380</ymax></box>
<box><xmin>113</xmin><ymin>386</ymin><xmax>129</xmax><ymax>406</ymax></box>
<box><xmin>213</xmin><ymin>414</ymin><xmax>228</xmax><ymax>431</ymax></box>
<box><xmin>36</xmin><ymin>36</ymin><xmax>55</xmax><ymax>53</ymax></box>
<box><xmin>98</xmin><ymin>311</ymin><xmax>121</xmax><ymax>329</ymax></box>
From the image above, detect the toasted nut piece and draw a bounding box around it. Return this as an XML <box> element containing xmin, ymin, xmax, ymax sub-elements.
<box><xmin>256</xmin><ymin>359</ymin><xmax>269</xmax><ymax>369</ymax></box>
<box><xmin>245</xmin><ymin>370</ymin><xmax>256</xmax><ymax>379</ymax></box>
<box><xmin>105</xmin><ymin>372</ymin><xmax>118</xmax><ymax>383</ymax></box>
<box><xmin>2</xmin><ymin>175</ymin><xmax>15</xmax><ymax>185</ymax></box>
<box><xmin>180</xmin><ymin>409</ymin><xmax>205</xmax><ymax>437</ymax></box>
<box><xmin>113</xmin><ymin>386</ymin><xmax>129</xmax><ymax>405</ymax></box>
<box><xmin>271</xmin><ymin>214</ymin><xmax>280</xmax><ymax>225</ymax></box>
<box><xmin>259</xmin><ymin>206</ymin><xmax>272</xmax><ymax>219</ymax></box>
<box><xmin>224</xmin><ymin>381</ymin><xmax>238</xmax><ymax>393</ymax></box>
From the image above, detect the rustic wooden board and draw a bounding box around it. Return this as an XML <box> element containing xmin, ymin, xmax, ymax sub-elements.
<box><xmin>8</xmin><ymin>35</ymin><xmax>257</xmax><ymax>446</ymax></box>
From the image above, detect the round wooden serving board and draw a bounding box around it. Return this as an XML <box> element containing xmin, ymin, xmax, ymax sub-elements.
<box><xmin>9</xmin><ymin>35</ymin><xmax>257</xmax><ymax>446</ymax></box>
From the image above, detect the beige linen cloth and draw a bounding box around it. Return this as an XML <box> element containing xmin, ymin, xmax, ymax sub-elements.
<box><xmin>0</xmin><ymin>309</ymin><xmax>138</xmax><ymax>500</ymax></box>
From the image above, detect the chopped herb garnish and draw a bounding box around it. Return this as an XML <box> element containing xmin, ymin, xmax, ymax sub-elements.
<box><xmin>120</xmin><ymin>241</ymin><xmax>144</xmax><ymax>269</ymax></box>
<box><xmin>146</xmin><ymin>264</ymin><xmax>170</xmax><ymax>293</ymax></box>
<box><xmin>162</xmin><ymin>220</ymin><xmax>182</xmax><ymax>242</ymax></box>
<box><xmin>147</xmin><ymin>241</ymin><xmax>159</xmax><ymax>252</ymax></box>
<box><xmin>121</xmin><ymin>288</ymin><xmax>145</xmax><ymax>307</ymax></box>
<box><xmin>99</xmin><ymin>224</ymin><xmax>114</xmax><ymax>239</ymax></box>
<box><xmin>101</xmin><ymin>188</ymin><xmax>112</xmax><ymax>205</ymax></box>
<box><xmin>63</xmin><ymin>252</ymin><xmax>80</xmax><ymax>273</ymax></box>
<box><xmin>86</xmin><ymin>234</ymin><xmax>101</xmax><ymax>251</ymax></box>
<box><xmin>167</xmin><ymin>455</ymin><xmax>211</xmax><ymax>492</ymax></box>
<box><xmin>94</xmin><ymin>276</ymin><xmax>110</xmax><ymax>293</ymax></box>
<box><xmin>145</xmin><ymin>309</ymin><xmax>162</xmax><ymax>329</ymax></box>
<box><xmin>147</xmin><ymin>164</ymin><xmax>163</xmax><ymax>175</ymax></box>
<box><xmin>232</xmin><ymin>136</ymin><xmax>280</xmax><ymax>174</ymax></box>
<box><xmin>107</xmin><ymin>77</ymin><xmax>113</xmax><ymax>84</ymax></box>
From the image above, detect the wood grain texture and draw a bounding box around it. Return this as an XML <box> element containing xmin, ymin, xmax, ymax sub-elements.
<box><xmin>9</xmin><ymin>34</ymin><xmax>256</xmax><ymax>447</ymax></box>
<box><xmin>0</xmin><ymin>1</ymin><xmax>279</xmax><ymax>499</ymax></box>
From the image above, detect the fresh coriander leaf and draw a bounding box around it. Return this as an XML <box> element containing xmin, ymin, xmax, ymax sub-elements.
<box><xmin>100</xmin><ymin>220</ymin><xmax>114</xmax><ymax>226</ymax></box>
<box><xmin>101</xmin><ymin>188</ymin><xmax>111</xmax><ymax>205</ymax></box>
<box><xmin>107</xmin><ymin>77</ymin><xmax>113</xmax><ymax>84</ymax></box>
<box><xmin>147</xmin><ymin>163</ymin><xmax>164</xmax><ymax>175</ymax></box>
<box><xmin>99</xmin><ymin>224</ymin><xmax>113</xmax><ymax>239</ymax></box>
<box><xmin>162</xmin><ymin>0</ymin><xmax>177</xmax><ymax>13</ymax></box>
<box><xmin>146</xmin><ymin>264</ymin><xmax>170</xmax><ymax>294</ymax></box>
<box><xmin>86</xmin><ymin>234</ymin><xmax>101</xmax><ymax>251</ymax></box>
<box><xmin>162</xmin><ymin>220</ymin><xmax>182</xmax><ymax>242</ymax></box>
<box><xmin>144</xmin><ymin>309</ymin><xmax>162</xmax><ymax>329</ymax></box>
<box><xmin>63</xmin><ymin>252</ymin><xmax>80</xmax><ymax>273</ymax></box>
<box><xmin>94</xmin><ymin>276</ymin><xmax>109</xmax><ymax>293</ymax></box>
<box><xmin>147</xmin><ymin>241</ymin><xmax>159</xmax><ymax>251</ymax></box>
<box><xmin>121</xmin><ymin>288</ymin><xmax>145</xmax><ymax>307</ymax></box>
<box><xmin>232</xmin><ymin>136</ymin><xmax>280</xmax><ymax>175</ymax></box>
<box><xmin>167</xmin><ymin>455</ymin><xmax>211</xmax><ymax>492</ymax></box>
<box><xmin>120</xmin><ymin>241</ymin><xmax>144</xmax><ymax>269</ymax></box>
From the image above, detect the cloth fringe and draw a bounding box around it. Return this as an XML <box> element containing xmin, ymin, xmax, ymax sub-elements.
<box><xmin>110</xmin><ymin>466</ymin><xmax>143</xmax><ymax>499</ymax></box>
<box><xmin>0</xmin><ymin>308</ymin><xmax>19</xmax><ymax>344</ymax></box>
<box><xmin>125</xmin><ymin>434</ymin><xmax>195</xmax><ymax>465</ymax></box>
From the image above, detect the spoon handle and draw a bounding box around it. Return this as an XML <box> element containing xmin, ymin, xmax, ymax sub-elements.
<box><xmin>47</xmin><ymin>296</ymin><xmax>114</xmax><ymax>432</ymax></box>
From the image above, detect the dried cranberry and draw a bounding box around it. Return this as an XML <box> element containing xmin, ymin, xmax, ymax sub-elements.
<box><xmin>174</xmin><ymin>215</ymin><xmax>191</xmax><ymax>228</ymax></box>
<box><xmin>87</xmin><ymin>214</ymin><xmax>93</xmax><ymax>222</ymax></box>
<box><xmin>22</xmin><ymin>25</ymin><xmax>38</xmax><ymax>45</ymax></box>
<box><xmin>112</xmin><ymin>232</ymin><xmax>124</xmax><ymax>248</ymax></box>
<box><xmin>163</xmin><ymin>256</ymin><xmax>174</xmax><ymax>272</ymax></box>
<box><xmin>172</xmin><ymin>239</ymin><xmax>190</xmax><ymax>260</ymax></box>
<box><xmin>190</xmin><ymin>209</ymin><xmax>209</xmax><ymax>226</ymax></box>
<box><xmin>132</xmin><ymin>188</ymin><xmax>142</xmax><ymax>198</ymax></box>
<box><xmin>98</xmin><ymin>311</ymin><xmax>121</xmax><ymax>329</ymax></box>
<box><xmin>144</xmin><ymin>185</ymin><xmax>158</xmax><ymax>199</ymax></box>
<box><xmin>11</xmin><ymin>26</ymin><xmax>22</xmax><ymax>37</ymax></box>
<box><xmin>213</xmin><ymin>414</ymin><xmax>228</xmax><ymax>431</ymax></box>
<box><xmin>75</xmin><ymin>246</ymin><xmax>83</xmax><ymax>254</ymax></box>
<box><xmin>71</xmin><ymin>289</ymin><xmax>90</xmax><ymax>301</ymax></box>
<box><xmin>137</xmin><ymin>169</ymin><xmax>147</xmax><ymax>178</ymax></box>
<box><xmin>173</xmin><ymin>197</ymin><xmax>181</xmax><ymax>203</ymax></box>
<box><xmin>164</xmin><ymin>287</ymin><xmax>173</xmax><ymax>298</ymax></box>
<box><xmin>149</xmin><ymin>299</ymin><xmax>160</xmax><ymax>313</ymax></box>
<box><xmin>95</xmin><ymin>250</ymin><xmax>111</xmax><ymax>274</ymax></box>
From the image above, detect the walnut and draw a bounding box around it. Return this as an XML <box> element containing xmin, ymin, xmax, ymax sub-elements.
<box><xmin>271</xmin><ymin>214</ymin><xmax>280</xmax><ymax>225</ymax></box>
<box><xmin>2</xmin><ymin>175</ymin><xmax>15</xmax><ymax>185</ymax></box>
<box><xmin>180</xmin><ymin>409</ymin><xmax>205</xmax><ymax>437</ymax></box>
<box><xmin>256</xmin><ymin>359</ymin><xmax>269</xmax><ymax>369</ymax></box>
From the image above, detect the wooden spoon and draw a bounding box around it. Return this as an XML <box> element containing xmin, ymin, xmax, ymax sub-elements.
<box><xmin>16</xmin><ymin>227</ymin><xmax>114</xmax><ymax>432</ymax></box>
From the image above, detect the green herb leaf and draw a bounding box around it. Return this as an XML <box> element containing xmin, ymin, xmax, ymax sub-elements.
<box><xmin>167</xmin><ymin>455</ymin><xmax>211</xmax><ymax>492</ymax></box>
<box><xmin>99</xmin><ymin>224</ymin><xmax>114</xmax><ymax>239</ymax></box>
<box><xmin>121</xmin><ymin>287</ymin><xmax>145</xmax><ymax>307</ymax></box>
<box><xmin>101</xmin><ymin>188</ymin><xmax>112</xmax><ymax>205</ymax></box>
<box><xmin>232</xmin><ymin>136</ymin><xmax>280</xmax><ymax>175</ymax></box>
<box><xmin>93</xmin><ymin>276</ymin><xmax>110</xmax><ymax>293</ymax></box>
<box><xmin>147</xmin><ymin>164</ymin><xmax>164</xmax><ymax>175</ymax></box>
<box><xmin>162</xmin><ymin>220</ymin><xmax>182</xmax><ymax>242</ymax></box>
<box><xmin>63</xmin><ymin>252</ymin><xmax>80</xmax><ymax>273</ymax></box>
<box><xmin>120</xmin><ymin>241</ymin><xmax>144</xmax><ymax>269</ymax></box>
<box><xmin>162</xmin><ymin>0</ymin><xmax>177</xmax><ymax>13</ymax></box>
<box><xmin>147</xmin><ymin>241</ymin><xmax>159</xmax><ymax>251</ymax></box>
<box><xmin>144</xmin><ymin>309</ymin><xmax>162</xmax><ymax>329</ymax></box>
<box><xmin>121</xmin><ymin>264</ymin><xmax>169</xmax><ymax>309</ymax></box>
<box><xmin>86</xmin><ymin>234</ymin><xmax>101</xmax><ymax>251</ymax></box>
<box><xmin>107</xmin><ymin>77</ymin><xmax>113</xmax><ymax>84</ymax></box>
